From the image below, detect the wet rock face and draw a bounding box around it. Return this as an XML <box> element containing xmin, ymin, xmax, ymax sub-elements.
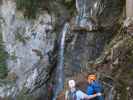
<box><xmin>76</xmin><ymin>0</ymin><xmax>97</xmax><ymax>14</ymax></box>
<box><xmin>73</xmin><ymin>0</ymin><xmax>124</xmax><ymax>31</ymax></box>
<box><xmin>90</xmin><ymin>31</ymin><xmax>133</xmax><ymax>100</ymax></box>
<box><xmin>65</xmin><ymin>0</ymin><xmax>123</xmax><ymax>76</ymax></box>
<box><xmin>65</xmin><ymin>31</ymin><xmax>111</xmax><ymax>76</ymax></box>
<box><xmin>74</xmin><ymin>0</ymin><xmax>99</xmax><ymax>31</ymax></box>
<box><xmin>0</xmin><ymin>0</ymin><xmax>55</xmax><ymax>98</ymax></box>
<box><xmin>0</xmin><ymin>0</ymin><xmax>128</xmax><ymax>99</ymax></box>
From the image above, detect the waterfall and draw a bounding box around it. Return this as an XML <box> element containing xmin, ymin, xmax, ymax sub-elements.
<box><xmin>76</xmin><ymin>0</ymin><xmax>88</xmax><ymax>18</ymax></box>
<box><xmin>52</xmin><ymin>23</ymin><xmax>70</xmax><ymax>100</ymax></box>
<box><xmin>103</xmin><ymin>80</ymin><xmax>114</xmax><ymax>100</ymax></box>
<box><xmin>108</xmin><ymin>87</ymin><xmax>114</xmax><ymax>100</ymax></box>
<box><xmin>76</xmin><ymin>0</ymin><xmax>87</xmax><ymax>25</ymax></box>
<box><xmin>75</xmin><ymin>0</ymin><xmax>100</xmax><ymax>31</ymax></box>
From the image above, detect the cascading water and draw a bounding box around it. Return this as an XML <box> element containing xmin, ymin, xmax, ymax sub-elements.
<box><xmin>52</xmin><ymin>0</ymin><xmax>105</xmax><ymax>99</ymax></box>
<box><xmin>76</xmin><ymin>0</ymin><xmax>103</xmax><ymax>18</ymax></box>
<box><xmin>75</xmin><ymin>0</ymin><xmax>102</xmax><ymax>31</ymax></box>
<box><xmin>108</xmin><ymin>87</ymin><xmax>114</xmax><ymax>100</ymax></box>
<box><xmin>52</xmin><ymin>23</ymin><xmax>70</xmax><ymax>100</ymax></box>
<box><xmin>102</xmin><ymin>78</ymin><xmax>114</xmax><ymax>100</ymax></box>
<box><xmin>76</xmin><ymin>0</ymin><xmax>87</xmax><ymax>25</ymax></box>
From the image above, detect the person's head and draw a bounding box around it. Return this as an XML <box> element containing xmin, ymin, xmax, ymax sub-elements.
<box><xmin>87</xmin><ymin>74</ymin><xmax>96</xmax><ymax>84</ymax></box>
<box><xmin>68</xmin><ymin>80</ymin><xmax>76</xmax><ymax>89</ymax></box>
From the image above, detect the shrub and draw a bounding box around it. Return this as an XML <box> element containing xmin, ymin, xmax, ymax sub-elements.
<box><xmin>16</xmin><ymin>0</ymin><xmax>39</xmax><ymax>19</ymax></box>
<box><xmin>64</xmin><ymin>0</ymin><xmax>75</xmax><ymax>15</ymax></box>
<box><xmin>15</xmin><ymin>27</ymin><xmax>30</xmax><ymax>44</ymax></box>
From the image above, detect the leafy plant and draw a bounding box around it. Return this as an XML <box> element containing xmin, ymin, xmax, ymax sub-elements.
<box><xmin>10</xmin><ymin>51</ymin><xmax>17</xmax><ymax>60</ymax></box>
<box><xmin>16</xmin><ymin>88</ymin><xmax>35</xmax><ymax>100</ymax></box>
<box><xmin>64</xmin><ymin>0</ymin><xmax>75</xmax><ymax>16</ymax></box>
<box><xmin>16</xmin><ymin>0</ymin><xmax>39</xmax><ymax>19</ymax></box>
<box><xmin>15</xmin><ymin>33</ymin><xmax>27</xmax><ymax>44</ymax></box>
<box><xmin>15</xmin><ymin>27</ymin><xmax>30</xmax><ymax>44</ymax></box>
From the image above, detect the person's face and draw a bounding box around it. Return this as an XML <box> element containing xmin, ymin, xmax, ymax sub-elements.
<box><xmin>88</xmin><ymin>79</ymin><xmax>93</xmax><ymax>84</ymax></box>
<box><xmin>68</xmin><ymin>81</ymin><xmax>75</xmax><ymax>89</ymax></box>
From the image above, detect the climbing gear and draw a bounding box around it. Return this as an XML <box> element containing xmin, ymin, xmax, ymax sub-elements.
<box><xmin>88</xmin><ymin>74</ymin><xmax>97</xmax><ymax>81</ymax></box>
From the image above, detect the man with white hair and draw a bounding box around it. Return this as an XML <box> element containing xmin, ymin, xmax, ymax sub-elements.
<box><xmin>65</xmin><ymin>80</ymin><xmax>102</xmax><ymax>100</ymax></box>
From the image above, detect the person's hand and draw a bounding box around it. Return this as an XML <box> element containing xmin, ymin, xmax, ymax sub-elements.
<box><xmin>96</xmin><ymin>93</ymin><xmax>102</xmax><ymax>96</ymax></box>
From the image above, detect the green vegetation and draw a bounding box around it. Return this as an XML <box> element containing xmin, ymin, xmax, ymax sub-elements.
<box><xmin>0</xmin><ymin>33</ymin><xmax>8</xmax><ymax>79</ymax></box>
<box><xmin>16</xmin><ymin>88</ymin><xmax>35</xmax><ymax>100</ymax></box>
<box><xmin>4</xmin><ymin>87</ymin><xmax>38</xmax><ymax>100</ymax></box>
<box><xmin>64</xmin><ymin>0</ymin><xmax>75</xmax><ymax>15</ymax></box>
<box><xmin>15</xmin><ymin>27</ymin><xmax>30</xmax><ymax>44</ymax></box>
<box><xmin>0</xmin><ymin>79</ymin><xmax>15</xmax><ymax>86</ymax></box>
<box><xmin>16</xmin><ymin>0</ymin><xmax>39</xmax><ymax>19</ymax></box>
<box><xmin>15</xmin><ymin>33</ymin><xmax>30</xmax><ymax>44</ymax></box>
<box><xmin>16</xmin><ymin>0</ymin><xmax>75</xmax><ymax>19</ymax></box>
<box><xmin>10</xmin><ymin>51</ymin><xmax>17</xmax><ymax>60</ymax></box>
<box><xmin>116</xmin><ymin>79</ymin><xmax>128</xmax><ymax>100</ymax></box>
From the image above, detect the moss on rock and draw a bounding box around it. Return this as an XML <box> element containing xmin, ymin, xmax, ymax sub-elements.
<box><xmin>0</xmin><ymin>33</ymin><xmax>8</xmax><ymax>79</ymax></box>
<box><xmin>16</xmin><ymin>88</ymin><xmax>35</xmax><ymax>100</ymax></box>
<box><xmin>16</xmin><ymin>0</ymin><xmax>40</xmax><ymax>19</ymax></box>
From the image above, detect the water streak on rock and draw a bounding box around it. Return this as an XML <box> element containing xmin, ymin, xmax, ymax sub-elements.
<box><xmin>53</xmin><ymin>23</ymin><xmax>70</xmax><ymax>100</ymax></box>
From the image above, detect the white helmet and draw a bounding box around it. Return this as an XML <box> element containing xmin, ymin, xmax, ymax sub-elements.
<box><xmin>68</xmin><ymin>80</ymin><xmax>76</xmax><ymax>88</ymax></box>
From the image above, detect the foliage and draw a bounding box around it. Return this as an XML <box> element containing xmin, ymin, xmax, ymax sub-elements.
<box><xmin>10</xmin><ymin>51</ymin><xmax>17</xmax><ymax>61</ymax></box>
<box><xmin>15</xmin><ymin>27</ymin><xmax>30</xmax><ymax>44</ymax></box>
<box><xmin>0</xmin><ymin>33</ymin><xmax>8</xmax><ymax>79</ymax></box>
<box><xmin>16</xmin><ymin>0</ymin><xmax>39</xmax><ymax>19</ymax></box>
<box><xmin>64</xmin><ymin>0</ymin><xmax>75</xmax><ymax>16</ymax></box>
<box><xmin>16</xmin><ymin>88</ymin><xmax>35</xmax><ymax>100</ymax></box>
<box><xmin>16</xmin><ymin>0</ymin><xmax>51</xmax><ymax>19</ymax></box>
<box><xmin>15</xmin><ymin>33</ymin><xmax>28</xmax><ymax>44</ymax></box>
